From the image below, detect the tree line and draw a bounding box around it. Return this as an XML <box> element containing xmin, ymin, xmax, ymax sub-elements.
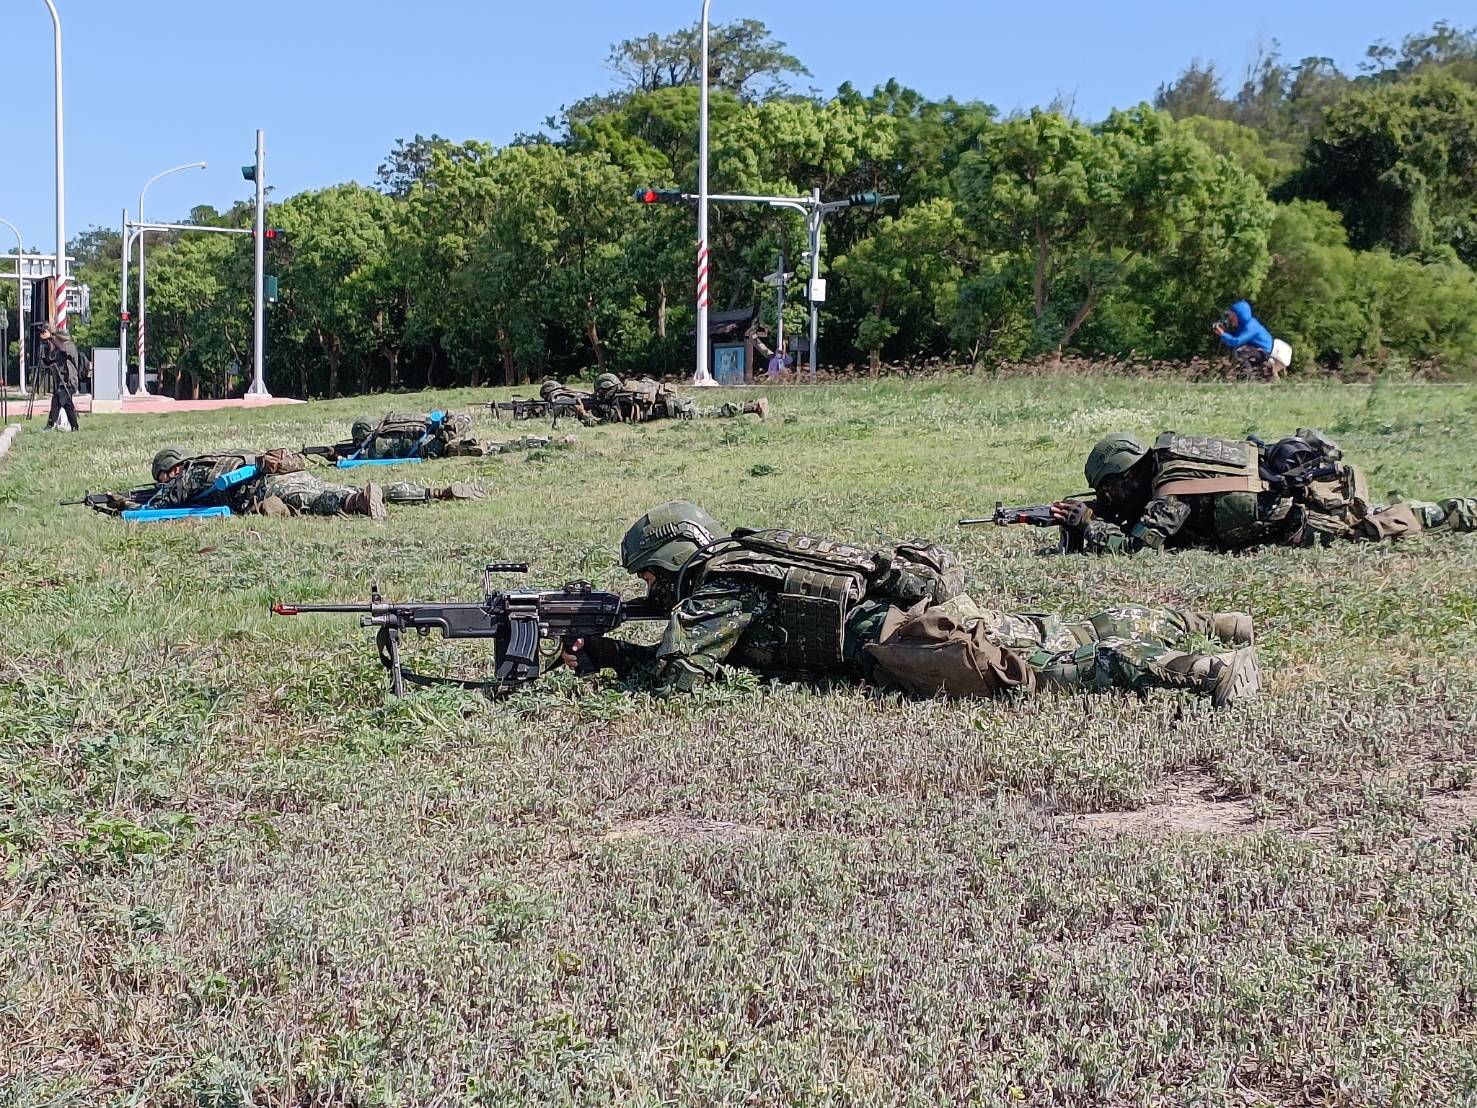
<box><xmin>42</xmin><ymin>18</ymin><xmax>1477</xmax><ymax>396</ymax></box>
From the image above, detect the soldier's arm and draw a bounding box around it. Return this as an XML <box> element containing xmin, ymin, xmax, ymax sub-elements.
<box><xmin>1082</xmin><ymin>496</ymin><xmax>1192</xmax><ymax>554</ymax></box>
<box><xmin>650</xmin><ymin>584</ymin><xmax>765</xmax><ymax>695</ymax></box>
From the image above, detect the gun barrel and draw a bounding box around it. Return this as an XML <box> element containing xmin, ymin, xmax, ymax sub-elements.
<box><xmin>958</xmin><ymin>518</ymin><xmax>993</xmax><ymax>526</ymax></box>
<box><xmin>272</xmin><ymin>602</ymin><xmax>374</xmax><ymax>616</ymax></box>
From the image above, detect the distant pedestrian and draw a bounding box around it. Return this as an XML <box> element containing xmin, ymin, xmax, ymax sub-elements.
<box><xmin>766</xmin><ymin>351</ymin><xmax>790</xmax><ymax>380</ymax></box>
<box><xmin>38</xmin><ymin>324</ymin><xmax>81</xmax><ymax>432</ymax></box>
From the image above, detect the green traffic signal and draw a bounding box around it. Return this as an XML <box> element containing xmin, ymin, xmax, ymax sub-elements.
<box><xmin>848</xmin><ymin>191</ymin><xmax>880</xmax><ymax>207</ymax></box>
<box><xmin>241</xmin><ymin>165</ymin><xmax>257</xmax><ymax>182</ymax></box>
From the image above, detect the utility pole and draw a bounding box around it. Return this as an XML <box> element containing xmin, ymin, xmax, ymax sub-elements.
<box><xmin>245</xmin><ymin>129</ymin><xmax>270</xmax><ymax>396</ymax></box>
<box><xmin>41</xmin><ymin>0</ymin><xmax>66</xmax><ymax>330</ymax></box>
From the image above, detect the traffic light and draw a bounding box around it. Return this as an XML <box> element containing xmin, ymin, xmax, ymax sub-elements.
<box><xmin>264</xmin><ymin>275</ymin><xmax>279</xmax><ymax>305</ymax></box>
<box><xmin>635</xmin><ymin>187</ymin><xmax>685</xmax><ymax>205</ymax></box>
<box><xmin>262</xmin><ymin>227</ymin><xmax>286</xmax><ymax>242</ymax></box>
<box><xmin>847</xmin><ymin>191</ymin><xmax>881</xmax><ymax>207</ymax></box>
<box><xmin>241</xmin><ymin>165</ymin><xmax>257</xmax><ymax>182</ymax></box>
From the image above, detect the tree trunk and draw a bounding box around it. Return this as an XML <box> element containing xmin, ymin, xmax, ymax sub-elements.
<box><xmin>1058</xmin><ymin>288</ymin><xmax>1097</xmax><ymax>353</ymax></box>
<box><xmin>1033</xmin><ymin>222</ymin><xmax>1049</xmax><ymax>318</ymax></box>
<box><xmin>323</xmin><ymin>330</ymin><xmax>341</xmax><ymax>398</ymax></box>
<box><xmin>657</xmin><ymin>281</ymin><xmax>668</xmax><ymax>339</ymax></box>
<box><xmin>498</xmin><ymin>328</ymin><xmax>516</xmax><ymax>387</ymax></box>
<box><xmin>586</xmin><ymin>297</ymin><xmax>606</xmax><ymax>372</ymax></box>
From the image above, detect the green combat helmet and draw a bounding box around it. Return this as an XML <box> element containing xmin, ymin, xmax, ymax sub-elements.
<box><xmin>351</xmin><ymin>419</ymin><xmax>373</xmax><ymax>443</ymax></box>
<box><xmin>594</xmin><ymin>372</ymin><xmax>623</xmax><ymax>396</ymax></box>
<box><xmin>620</xmin><ymin>501</ymin><xmax>728</xmax><ymax>574</ymax></box>
<box><xmin>152</xmin><ymin>445</ymin><xmax>186</xmax><ymax>482</ymax></box>
<box><xmin>1084</xmin><ymin>433</ymin><xmax>1149</xmax><ymax>488</ymax></box>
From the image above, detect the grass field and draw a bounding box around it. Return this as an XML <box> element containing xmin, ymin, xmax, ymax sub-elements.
<box><xmin>3</xmin><ymin>375</ymin><xmax>1477</xmax><ymax>1106</ymax></box>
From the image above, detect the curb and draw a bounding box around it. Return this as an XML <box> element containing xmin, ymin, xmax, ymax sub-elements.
<box><xmin>0</xmin><ymin>423</ymin><xmax>18</xmax><ymax>463</ymax></box>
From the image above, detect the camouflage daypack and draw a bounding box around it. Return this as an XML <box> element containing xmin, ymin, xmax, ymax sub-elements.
<box><xmin>686</xmin><ymin>528</ymin><xmax>964</xmax><ymax>676</ymax></box>
<box><xmin>164</xmin><ymin>449</ymin><xmax>259</xmax><ymax>507</ymax></box>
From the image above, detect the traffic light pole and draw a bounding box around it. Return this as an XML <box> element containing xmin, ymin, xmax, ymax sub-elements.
<box><xmin>246</xmin><ymin>130</ymin><xmax>270</xmax><ymax>396</ymax></box>
<box><xmin>119</xmin><ymin>219</ymin><xmax>251</xmax><ymax>398</ymax></box>
<box><xmin>646</xmin><ymin>189</ymin><xmax>893</xmax><ymax>383</ymax></box>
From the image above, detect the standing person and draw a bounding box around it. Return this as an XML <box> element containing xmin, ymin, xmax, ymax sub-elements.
<box><xmin>766</xmin><ymin>350</ymin><xmax>790</xmax><ymax>381</ymax></box>
<box><xmin>37</xmin><ymin>324</ymin><xmax>81</xmax><ymax>432</ymax></box>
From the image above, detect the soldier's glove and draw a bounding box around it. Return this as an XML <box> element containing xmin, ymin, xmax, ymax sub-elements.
<box><xmin>1062</xmin><ymin>502</ymin><xmax>1094</xmax><ymax>530</ymax></box>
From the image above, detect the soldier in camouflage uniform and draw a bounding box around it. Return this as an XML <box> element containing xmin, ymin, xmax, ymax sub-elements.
<box><xmin>589</xmin><ymin>373</ymin><xmax>769</xmax><ymax>423</ymax></box>
<box><xmin>1051</xmin><ymin>430</ymin><xmax>1477</xmax><ymax>554</ymax></box>
<box><xmin>565</xmin><ymin>502</ymin><xmax>1261</xmax><ymax>706</ymax></box>
<box><xmin>118</xmin><ymin>446</ymin><xmax>483</xmax><ymax>521</ymax></box>
<box><xmin>347</xmin><ymin>411</ymin><xmax>485</xmax><ymax>459</ymax></box>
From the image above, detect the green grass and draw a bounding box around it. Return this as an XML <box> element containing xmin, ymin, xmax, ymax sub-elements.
<box><xmin>3</xmin><ymin>376</ymin><xmax>1477</xmax><ymax>1106</ymax></box>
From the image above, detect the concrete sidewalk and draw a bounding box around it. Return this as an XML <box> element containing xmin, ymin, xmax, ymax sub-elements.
<box><xmin>0</xmin><ymin>392</ymin><xmax>307</xmax><ymax>415</ymax></box>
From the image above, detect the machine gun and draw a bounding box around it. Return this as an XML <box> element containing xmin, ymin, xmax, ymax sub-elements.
<box><xmin>272</xmin><ymin>563</ymin><xmax>669</xmax><ymax>696</ymax></box>
<box><xmin>492</xmin><ymin>396</ymin><xmax>587</xmax><ymax>429</ymax></box>
<box><xmin>960</xmin><ymin>496</ymin><xmax>1094</xmax><ymax>528</ymax></box>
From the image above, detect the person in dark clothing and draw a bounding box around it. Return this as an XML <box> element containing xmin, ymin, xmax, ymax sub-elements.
<box><xmin>38</xmin><ymin>324</ymin><xmax>81</xmax><ymax>431</ymax></box>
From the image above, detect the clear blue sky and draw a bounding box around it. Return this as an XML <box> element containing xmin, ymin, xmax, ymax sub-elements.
<box><xmin>3</xmin><ymin>0</ymin><xmax>1462</xmax><ymax>253</ymax></box>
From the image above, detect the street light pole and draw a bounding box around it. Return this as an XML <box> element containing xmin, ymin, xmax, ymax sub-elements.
<box><xmin>136</xmin><ymin>161</ymin><xmax>207</xmax><ymax>396</ymax></box>
<box><xmin>693</xmin><ymin>0</ymin><xmax>716</xmax><ymax>386</ymax></box>
<box><xmin>0</xmin><ymin>218</ymin><xmax>27</xmax><ymax>395</ymax></box>
<box><xmin>40</xmin><ymin>0</ymin><xmax>65</xmax><ymax>331</ymax></box>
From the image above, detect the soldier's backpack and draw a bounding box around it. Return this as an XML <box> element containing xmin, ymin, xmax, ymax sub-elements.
<box><xmin>1262</xmin><ymin>428</ymin><xmax>1371</xmax><ymax>544</ymax></box>
<box><xmin>168</xmin><ymin>449</ymin><xmax>259</xmax><ymax>506</ymax></box>
<box><xmin>682</xmin><ymin>528</ymin><xmax>965</xmax><ymax>676</ymax></box>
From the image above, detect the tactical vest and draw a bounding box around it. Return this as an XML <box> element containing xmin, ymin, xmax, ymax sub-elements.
<box><xmin>685</xmin><ymin>529</ymin><xmax>963</xmax><ymax>677</ymax></box>
<box><xmin>1151</xmin><ymin>433</ymin><xmax>1273</xmax><ymax>543</ymax></box>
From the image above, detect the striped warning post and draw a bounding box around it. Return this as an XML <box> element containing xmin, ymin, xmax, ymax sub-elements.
<box><xmin>696</xmin><ymin>241</ymin><xmax>709</xmax><ymax>309</ymax></box>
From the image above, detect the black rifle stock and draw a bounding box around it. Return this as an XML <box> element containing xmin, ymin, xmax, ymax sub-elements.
<box><xmin>272</xmin><ymin>563</ymin><xmax>668</xmax><ymax>696</ymax></box>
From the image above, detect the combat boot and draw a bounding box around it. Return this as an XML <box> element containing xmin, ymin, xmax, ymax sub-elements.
<box><xmin>1183</xmin><ymin>610</ymin><xmax>1255</xmax><ymax>645</ymax></box>
<box><xmin>343</xmin><ymin>482</ymin><xmax>387</xmax><ymax>521</ymax></box>
<box><xmin>1155</xmin><ymin>646</ymin><xmax>1262</xmax><ymax>707</ymax></box>
<box><xmin>743</xmin><ymin>398</ymin><xmax>770</xmax><ymax>420</ymax></box>
<box><xmin>432</xmin><ymin>482</ymin><xmax>485</xmax><ymax>501</ymax></box>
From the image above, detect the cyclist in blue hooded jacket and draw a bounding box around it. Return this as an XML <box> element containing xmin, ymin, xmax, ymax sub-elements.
<box><xmin>1214</xmin><ymin>300</ymin><xmax>1283</xmax><ymax>378</ymax></box>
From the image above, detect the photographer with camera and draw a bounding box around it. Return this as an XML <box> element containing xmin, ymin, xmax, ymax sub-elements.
<box><xmin>1212</xmin><ymin>299</ymin><xmax>1287</xmax><ymax>380</ymax></box>
<box><xmin>37</xmin><ymin>322</ymin><xmax>81</xmax><ymax>432</ymax></box>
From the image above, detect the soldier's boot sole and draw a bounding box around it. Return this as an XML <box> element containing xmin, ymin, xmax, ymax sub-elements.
<box><xmin>1211</xmin><ymin>646</ymin><xmax>1261</xmax><ymax>708</ymax></box>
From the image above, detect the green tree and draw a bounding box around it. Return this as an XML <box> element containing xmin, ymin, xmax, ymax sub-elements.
<box><xmin>1288</xmin><ymin>73</ymin><xmax>1477</xmax><ymax>266</ymax></box>
<box><xmin>834</xmin><ymin>199</ymin><xmax>967</xmax><ymax>374</ymax></box>
<box><xmin>955</xmin><ymin>106</ymin><xmax>1271</xmax><ymax>355</ymax></box>
<box><xmin>270</xmin><ymin>184</ymin><xmax>398</xmax><ymax>397</ymax></box>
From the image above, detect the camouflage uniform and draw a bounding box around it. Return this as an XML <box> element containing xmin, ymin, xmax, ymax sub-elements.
<box><xmin>146</xmin><ymin>449</ymin><xmax>430</xmax><ymax>514</ymax></box>
<box><xmin>354</xmin><ymin>412</ymin><xmax>483</xmax><ymax>459</ymax></box>
<box><xmin>1072</xmin><ymin>430</ymin><xmax>1477</xmax><ymax>554</ymax></box>
<box><xmin>632</xmin><ymin>588</ymin><xmax>1243</xmax><ymax>698</ymax></box>
<box><xmin>588</xmin><ymin>376</ymin><xmax>763</xmax><ymax>423</ymax></box>
<box><xmin>590</xmin><ymin>505</ymin><xmax>1257</xmax><ymax>704</ymax></box>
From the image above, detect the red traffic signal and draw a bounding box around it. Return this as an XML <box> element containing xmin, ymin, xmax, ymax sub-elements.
<box><xmin>253</xmin><ymin>227</ymin><xmax>287</xmax><ymax>242</ymax></box>
<box><xmin>634</xmin><ymin>187</ymin><xmax>684</xmax><ymax>205</ymax></box>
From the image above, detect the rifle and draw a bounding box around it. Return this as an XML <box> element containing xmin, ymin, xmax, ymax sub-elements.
<box><xmin>493</xmin><ymin>397</ymin><xmax>586</xmax><ymax>428</ymax></box>
<box><xmin>60</xmin><ymin>487</ymin><xmax>158</xmax><ymax>513</ymax></box>
<box><xmin>960</xmin><ymin>496</ymin><xmax>1094</xmax><ymax>528</ymax></box>
<box><xmin>271</xmin><ymin>562</ymin><xmax>670</xmax><ymax>696</ymax></box>
<box><xmin>303</xmin><ymin>442</ymin><xmax>357</xmax><ymax>463</ymax></box>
